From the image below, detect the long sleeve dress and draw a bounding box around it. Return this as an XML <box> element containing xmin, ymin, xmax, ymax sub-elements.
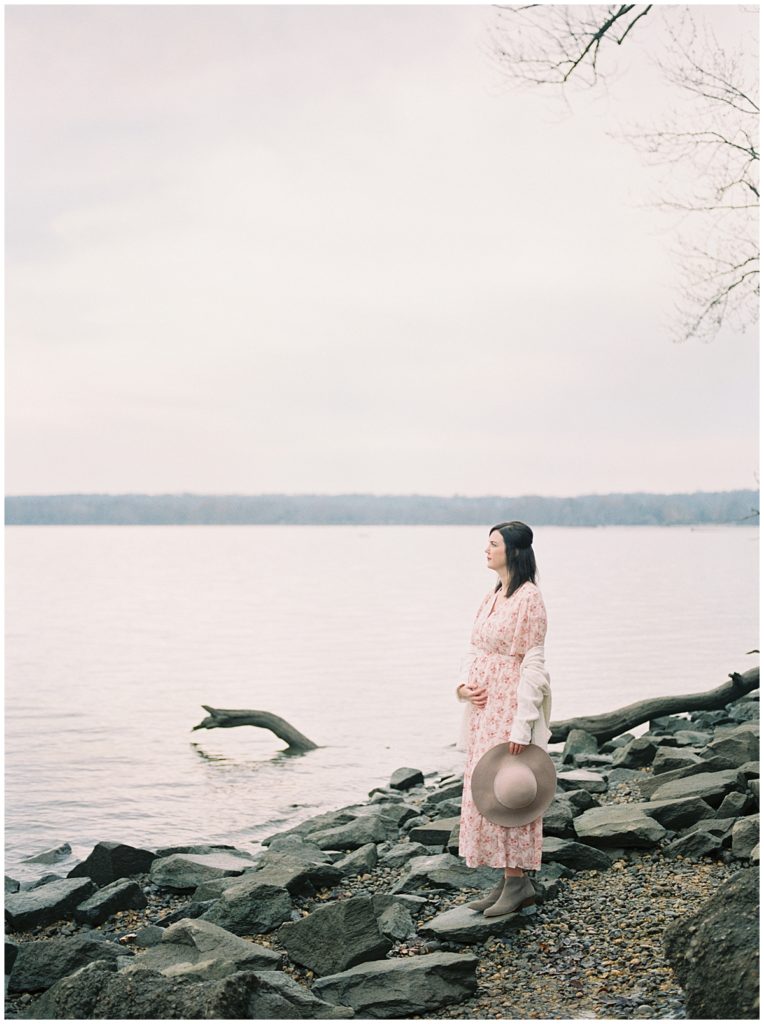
<box><xmin>457</xmin><ymin>581</ymin><xmax>550</xmax><ymax>871</ymax></box>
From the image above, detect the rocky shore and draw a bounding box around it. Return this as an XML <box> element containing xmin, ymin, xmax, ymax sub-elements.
<box><xmin>5</xmin><ymin>689</ymin><xmax>759</xmax><ymax>1019</ymax></box>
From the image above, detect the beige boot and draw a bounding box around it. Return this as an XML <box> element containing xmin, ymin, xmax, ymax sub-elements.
<box><xmin>466</xmin><ymin>880</ymin><xmax>504</xmax><ymax>911</ymax></box>
<box><xmin>482</xmin><ymin>875</ymin><xmax>536</xmax><ymax>917</ymax></box>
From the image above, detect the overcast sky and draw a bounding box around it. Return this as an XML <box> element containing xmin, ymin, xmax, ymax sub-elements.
<box><xmin>5</xmin><ymin>3</ymin><xmax>758</xmax><ymax>497</ymax></box>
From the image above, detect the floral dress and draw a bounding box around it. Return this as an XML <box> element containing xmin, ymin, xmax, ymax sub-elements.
<box><xmin>458</xmin><ymin>581</ymin><xmax>548</xmax><ymax>871</ymax></box>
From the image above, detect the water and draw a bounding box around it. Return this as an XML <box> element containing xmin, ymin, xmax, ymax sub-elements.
<box><xmin>5</xmin><ymin>524</ymin><xmax>758</xmax><ymax>878</ymax></box>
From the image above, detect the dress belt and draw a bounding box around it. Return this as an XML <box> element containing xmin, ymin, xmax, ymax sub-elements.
<box><xmin>475</xmin><ymin>649</ymin><xmax>521</xmax><ymax>660</ymax></box>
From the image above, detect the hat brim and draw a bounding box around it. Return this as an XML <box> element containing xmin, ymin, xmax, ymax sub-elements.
<box><xmin>471</xmin><ymin>742</ymin><xmax>557</xmax><ymax>827</ymax></box>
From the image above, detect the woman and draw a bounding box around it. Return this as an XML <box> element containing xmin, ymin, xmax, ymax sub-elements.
<box><xmin>456</xmin><ymin>520</ymin><xmax>552</xmax><ymax>917</ymax></box>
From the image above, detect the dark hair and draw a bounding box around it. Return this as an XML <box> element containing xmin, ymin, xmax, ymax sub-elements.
<box><xmin>489</xmin><ymin>521</ymin><xmax>537</xmax><ymax>598</ymax></box>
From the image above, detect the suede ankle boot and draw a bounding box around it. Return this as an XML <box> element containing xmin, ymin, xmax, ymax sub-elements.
<box><xmin>482</xmin><ymin>875</ymin><xmax>536</xmax><ymax>917</ymax></box>
<box><xmin>466</xmin><ymin>880</ymin><xmax>504</xmax><ymax>911</ymax></box>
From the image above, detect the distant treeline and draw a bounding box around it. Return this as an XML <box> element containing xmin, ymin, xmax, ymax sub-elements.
<box><xmin>4</xmin><ymin>491</ymin><xmax>759</xmax><ymax>526</ymax></box>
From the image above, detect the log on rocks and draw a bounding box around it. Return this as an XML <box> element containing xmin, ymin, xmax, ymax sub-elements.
<box><xmin>550</xmin><ymin>667</ymin><xmax>759</xmax><ymax>745</ymax></box>
<box><xmin>192</xmin><ymin>706</ymin><xmax>318</xmax><ymax>752</ymax></box>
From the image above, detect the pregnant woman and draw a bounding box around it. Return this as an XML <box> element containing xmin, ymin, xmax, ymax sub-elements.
<box><xmin>456</xmin><ymin>520</ymin><xmax>554</xmax><ymax>917</ymax></box>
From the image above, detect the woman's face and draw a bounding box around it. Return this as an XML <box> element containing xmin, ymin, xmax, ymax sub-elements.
<box><xmin>485</xmin><ymin>530</ymin><xmax>507</xmax><ymax>573</ymax></box>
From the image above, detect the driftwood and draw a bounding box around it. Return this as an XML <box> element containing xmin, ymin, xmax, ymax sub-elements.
<box><xmin>550</xmin><ymin>666</ymin><xmax>759</xmax><ymax>744</ymax></box>
<box><xmin>192</xmin><ymin>706</ymin><xmax>318</xmax><ymax>752</ymax></box>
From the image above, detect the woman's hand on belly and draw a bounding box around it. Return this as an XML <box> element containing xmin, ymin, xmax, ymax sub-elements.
<box><xmin>508</xmin><ymin>741</ymin><xmax>528</xmax><ymax>755</ymax></box>
<box><xmin>461</xmin><ymin>684</ymin><xmax>488</xmax><ymax>710</ymax></box>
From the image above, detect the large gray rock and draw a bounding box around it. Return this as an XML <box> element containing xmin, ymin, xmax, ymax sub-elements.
<box><xmin>390</xmin><ymin>768</ymin><xmax>424</xmax><ymax>791</ymax></box>
<box><xmin>663</xmin><ymin>867</ymin><xmax>758</xmax><ymax>1019</ymax></box>
<box><xmin>423</xmin><ymin>780</ymin><xmax>464</xmax><ymax>805</ymax></box>
<box><xmin>651</xmin><ymin>747</ymin><xmax>706</xmax><ymax>775</ymax></box>
<box><xmin>408</xmin><ymin>818</ymin><xmax>460</xmax><ymax>848</ymax></box>
<box><xmin>644</xmin><ymin>795</ymin><xmax>716</xmax><ymax>831</ymax></box>
<box><xmin>73</xmin><ymin>878</ymin><xmax>147</xmax><ymax>926</ymax></box>
<box><xmin>21</xmin><ymin>842</ymin><xmax>72</xmax><ymax>866</ymax></box>
<box><xmin>374</xmin><ymin>901</ymin><xmax>415</xmax><ymax>942</ymax></box>
<box><xmin>379</xmin><ymin>842</ymin><xmax>431</xmax><ymax>868</ymax></box>
<box><xmin>265</xmin><ymin>835</ymin><xmax>333</xmax><ymax>860</ymax></box>
<box><xmin>611</xmin><ymin>735</ymin><xmax>660</xmax><ymax>768</ymax></box>
<box><xmin>663</xmin><ymin>825</ymin><xmax>729</xmax><ymax>860</ymax></box>
<box><xmin>542</xmin><ymin>799</ymin><xmax>576</xmax><ymax>838</ymax></box>
<box><xmin>23</xmin><ymin>960</ymin><xmax>351</xmax><ymax>1020</ymax></box>
<box><xmin>419</xmin><ymin>902</ymin><xmax>532</xmax><ymax>944</ymax></box>
<box><xmin>279</xmin><ymin>895</ymin><xmax>391</xmax><ymax>976</ymax></box>
<box><xmin>390</xmin><ymin>854</ymin><xmax>502</xmax><ymax>895</ymax></box>
<box><xmin>149</xmin><ymin>850</ymin><xmax>257</xmax><ymax>891</ymax></box>
<box><xmin>246</xmin><ymin>853</ymin><xmax>344</xmax><ymax>895</ymax></box>
<box><xmin>199</xmin><ymin>879</ymin><xmax>292</xmax><ymax>935</ymax></box>
<box><xmin>312</xmin><ymin>951</ymin><xmax>479</xmax><ymax>1018</ymax></box>
<box><xmin>5</xmin><ymin>876</ymin><xmax>20</xmax><ymax>894</ymax></box>
<box><xmin>5</xmin><ymin>877</ymin><xmax>96</xmax><ymax>931</ymax></box>
<box><xmin>261</xmin><ymin>807</ymin><xmax>359</xmax><ymax>846</ymax></box>
<box><xmin>634</xmin><ymin>761</ymin><xmax>733</xmax><ymax>798</ymax></box>
<box><xmin>706</xmin><ymin>724</ymin><xmax>760</xmax><ymax>766</ymax></box>
<box><xmin>649</xmin><ymin>769</ymin><xmax>746</xmax><ymax>807</ymax></box>
<box><xmin>128</xmin><ymin>917</ymin><xmax>280</xmax><ymax>977</ymax></box>
<box><xmin>67</xmin><ymin>842</ymin><xmax>156</xmax><ymax>885</ymax></box>
<box><xmin>542</xmin><ymin>837</ymin><xmax>612</xmax><ymax>871</ymax></box>
<box><xmin>309</xmin><ymin>814</ymin><xmax>398</xmax><ymax>851</ymax></box>
<box><xmin>561</xmin><ymin>728</ymin><xmax>599</xmax><ymax>765</ymax></box>
<box><xmin>8</xmin><ymin>934</ymin><xmax>128</xmax><ymax>993</ymax></box>
<box><xmin>731</xmin><ymin>815</ymin><xmax>760</xmax><ymax>859</ymax></box>
<box><xmin>572</xmin><ymin>805</ymin><xmax>667</xmax><ymax>848</ymax></box>
<box><xmin>334</xmin><ymin>843</ymin><xmax>379</xmax><ymax>877</ymax></box>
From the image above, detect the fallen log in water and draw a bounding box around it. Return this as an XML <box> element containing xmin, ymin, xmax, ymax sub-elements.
<box><xmin>192</xmin><ymin>706</ymin><xmax>319</xmax><ymax>752</ymax></box>
<box><xmin>549</xmin><ymin>666</ymin><xmax>759</xmax><ymax>744</ymax></box>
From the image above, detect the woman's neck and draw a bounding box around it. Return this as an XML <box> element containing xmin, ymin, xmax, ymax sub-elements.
<box><xmin>497</xmin><ymin>569</ymin><xmax>511</xmax><ymax>592</ymax></box>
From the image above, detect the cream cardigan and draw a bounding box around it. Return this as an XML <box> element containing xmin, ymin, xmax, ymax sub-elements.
<box><xmin>456</xmin><ymin>643</ymin><xmax>552</xmax><ymax>752</ymax></box>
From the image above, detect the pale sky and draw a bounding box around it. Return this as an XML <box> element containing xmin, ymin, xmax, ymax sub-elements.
<box><xmin>5</xmin><ymin>3</ymin><xmax>759</xmax><ymax>497</ymax></box>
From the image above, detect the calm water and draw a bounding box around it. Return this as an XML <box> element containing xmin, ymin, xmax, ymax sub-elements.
<box><xmin>5</xmin><ymin>524</ymin><xmax>758</xmax><ymax>878</ymax></box>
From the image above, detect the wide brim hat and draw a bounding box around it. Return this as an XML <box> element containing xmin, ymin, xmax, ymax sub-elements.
<box><xmin>471</xmin><ymin>742</ymin><xmax>557</xmax><ymax>827</ymax></box>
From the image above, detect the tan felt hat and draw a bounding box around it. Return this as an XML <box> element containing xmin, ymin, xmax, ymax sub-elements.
<box><xmin>471</xmin><ymin>742</ymin><xmax>557</xmax><ymax>827</ymax></box>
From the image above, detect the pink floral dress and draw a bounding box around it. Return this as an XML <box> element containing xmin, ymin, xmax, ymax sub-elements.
<box><xmin>458</xmin><ymin>581</ymin><xmax>548</xmax><ymax>871</ymax></box>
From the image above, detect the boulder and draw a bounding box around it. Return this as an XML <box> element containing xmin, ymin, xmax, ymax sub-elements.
<box><xmin>199</xmin><ymin>879</ymin><xmax>292</xmax><ymax>935</ymax></box>
<box><xmin>23</xmin><ymin>875</ymin><xmax>63</xmax><ymax>891</ymax></box>
<box><xmin>672</xmin><ymin>729</ymin><xmax>714</xmax><ymax>747</ymax></box>
<box><xmin>8</xmin><ymin>933</ymin><xmax>128</xmax><ymax>993</ymax></box>
<box><xmin>731</xmin><ymin>815</ymin><xmax>760</xmax><ymax>860</ymax></box>
<box><xmin>67</xmin><ymin>842</ymin><xmax>156</xmax><ymax>885</ymax></box>
<box><xmin>649</xmin><ymin>716</ymin><xmax>691</xmax><ymax>735</ymax></box>
<box><xmin>423</xmin><ymin>780</ymin><xmax>464</xmax><ymax>805</ymax></box>
<box><xmin>73</xmin><ymin>878</ymin><xmax>147</xmax><ymax>926</ymax></box>
<box><xmin>372</xmin><ymin>899</ymin><xmax>416</xmax><ymax>942</ymax></box>
<box><xmin>645</xmin><ymin>796</ymin><xmax>716</xmax><ymax>831</ymax></box>
<box><xmin>334</xmin><ymin>843</ymin><xmax>379</xmax><ymax>877</ymax></box>
<box><xmin>572</xmin><ymin>752</ymin><xmax>614</xmax><ymax>767</ymax></box>
<box><xmin>716</xmin><ymin>791</ymin><xmax>754</xmax><ymax>818</ymax></box>
<box><xmin>374</xmin><ymin>803</ymin><xmax>420</xmax><ymax>828</ymax></box>
<box><xmin>128</xmin><ymin>917</ymin><xmax>280</xmax><ymax>977</ymax></box>
<box><xmin>279</xmin><ymin>896</ymin><xmax>391</xmax><ymax>976</ymax></box>
<box><xmin>419</xmin><ymin>902</ymin><xmax>531</xmax><ymax>944</ymax></box>
<box><xmin>248</xmin><ymin>852</ymin><xmax>344</xmax><ymax>895</ymax></box>
<box><xmin>572</xmin><ymin>806</ymin><xmax>667</xmax><ymax>848</ymax></box>
<box><xmin>408</xmin><ymin>818</ymin><xmax>460</xmax><ymax>848</ymax></box>
<box><xmin>651</xmin><ymin>747</ymin><xmax>705</xmax><ymax>775</ymax></box>
<box><xmin>149</xmin><ymin>851</ymin><xmax>257</xmax><ymax>892</ymax></box>
<box><xmin>5</xmin><ymin>877</ymin><xmax>96</xmax><ymax>931</ymax></box>
<box><xmin>154</xmin><ymin>844</ymin><xmax>239</xmax><ymax>857</ymax></box>
<box><xmin>637</xmin><ymin>759</ymin><xmax>738</xmax><ymax>798</ymax></box>
<box><xmin>606</xmin><ymin>768</ymin><xmax>645</xmax><ymax>787</ymax></box>
<box><xmin>265</xmin><ymin>835</ymin><xmax>334</xmax><ymax>861</ymax></box>
<box><xmin>706</xmin><ymin>724</ymin><xmax>760</xmax><ymax>766</ymax></box>
<box><xmin>312</xmin><ymin>950</ymin><xmax>479</xmax><ymax>1018</ymax></box>
<box><xmin>649</xmin><ymin>769</ymin><xmax>746</xmax><ymax>807</ymax></box>
<box><xmin>135</xmin><ymin>925</ymin><xmax>164</xmax><ymax>947</ymax></box>
<box><xmin>561</xmin><ymin>728</ymin><xmax>599</xmax><ymax>765</ymax></box>
<box><xmin>420</xmin><ymin>797</ymin><xmax>462</xmax><ymax>819</ymax></box>
<box><xmin>23</xmin><ymin>960</ymin><xmax>351</xmax><ymax>1020</ymax></box>
<box><xmin>542</xmin><ymin>799</ymin><xmax>576</xmax><ymax>839</ymax></box>
<box><xmin>663</xmin><ymin>866</ymin><xmax>759</xmax><ymax>1019</ymax></box>
<box><xmin>5</xmin><ymin>876</ymin><xmax>20</xmax><ymax>894</ymax></box>
<box><xmin>21</xmin><ymin>842</ymin><xmax>72</xmax><ymax>866</ymax></box>
<box><xmin>663</xmin><ymin>828</ymin><xmax>727</xmax><ymax>860</ymax></box>
<box><xmin>390</xmin><ymin>768</ymin><xmax>425</xmax><ymax>791</ymax></box>
<box><xmin>309</xmin><ymin>814</ymin><xmax>397</xmax><ymax>851</ymax></box>
<box><xmin>542</xmin><ymin>837</ymin><xmax>612</xmax><ymax>871</ymax></box>
<box><xmin>611</xmin><ymin>735</ymin><xmax>660</xmax><ymax>768</ymax></box>
<box><xmin>379</xmin><ymin>842</ymin><xmax>431</xmax><ymax>868</ymax></box>
<box><xmin>446</xmin><ymin>822</ymin><xmax>460</xmax><ymax>856</ymax></box>
<box><xmin>555</xmin><ymin>769</ymin><xmax>607</xmax><ymax>794</ymax></box>
<box><xmin>390</xmin><ymin>854</ymin><xmax>502</xmax><ymax>895</ymax></box>
<box><xmin>261</xmin><ymin>807</ymin><xmax>359</xmax><ymax>847</ymax></box>
<box><xmin>6</xmin><ymin>941</ymin><xmax>18</xmax><ymax>977</ymax></box>
<box><xmin>564</xmin><ymin>789</ymin><xmax>600</xmax><ymax>812</ymax></box>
